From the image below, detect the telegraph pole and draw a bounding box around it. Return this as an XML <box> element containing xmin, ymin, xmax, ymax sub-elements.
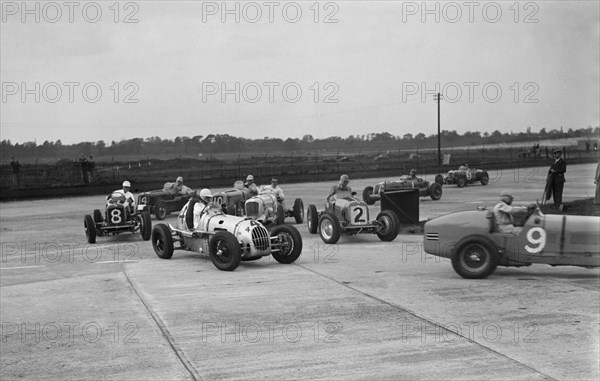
<box><xmin>434</xmin><ymin>92</ymin><xmax>442</xmax><ymax>167</ymax></box>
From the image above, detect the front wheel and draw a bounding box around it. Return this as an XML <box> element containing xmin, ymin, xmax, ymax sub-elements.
<box><xmin>270</xmin><ymin>224</ymin><xmax>303</xmax><ymax>264</ymax></box>
<box><xmin>428</xmin><ymin>183</ymin><xmax>443</xmax><ymax>201</ymax></box>
<box><xmin>84</xmin><ymin>215</ymin><xmax>96</xmax><ymax>244</ymax></box>
<box><xmin>481</xmin><ymin>172</ymin><xmax>489</xmax><ymax>185</ymax></box>
<box><xmin>307</xmin><ymin>204</ymin><xmax>318</xmax><ymax>234</ymax></box>
<box><xmin>93</xmin><ymin>209</ymin><xmax>103</xmax><ymax>223</ymax></box>
<box><xmin>139</xmin><ymin>211</ymin><xmax>152</xmax><ymax>240</ymax></box>
<box><xmin>209</xmin><ymin>231</ymin><xmax>241</xmax><ymax>271</ymax></box>
<box><xmin>456</xmin><ymin>176</ymin><xmax>467</xmax><ymax>188</ymax></box>
<box><xmin>318</xmin><ymin>213</ymin><xmax>341</xmax><ymax>244</ymax></box>
<box><xmin>362</xmin><ymin>186</ymin><xmax>375</xmax><ymax>205</ymax></box>
<box><xmin>293</xmin><ymin>198</ymin><xmax>304</xmax><ymax>223</ymax></box>
<box><xmin>451</xmin><ymin>240</ymin><xmax>498</xmax><ymax>279</ymax></box>
<box><xmin>375</xmin><ymin>210</ymin><xmax>400</xmax><ymax>242</ymax></box>
<box><xmin>155</xmin><ymin>200</ymin><xmax>167</xmax><ymax>220</ymax></box>
<box><xmin>152</xmin><ymin>224</ymin><xmax>174</xmax><ymax>259</ymax></box>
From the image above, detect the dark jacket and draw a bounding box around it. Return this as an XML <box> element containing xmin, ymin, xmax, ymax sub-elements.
<box><xmin>548</xmin><ymin>158</ymin><xmax>566</xmax><ymax>183</ymax></box>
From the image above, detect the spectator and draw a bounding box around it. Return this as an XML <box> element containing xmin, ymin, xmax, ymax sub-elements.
<box><xmin>244</xmin><ymin>174</ymin><xmax>259</xmax><ymax>196</ymax></box>
<box><xmin>78</xmin><ymin>154</ymin><xmax>89</xmax><ymax>184</ymax></box>
<box><xmin>10</xmin><ymin>157</ymin><xmax>21</xmax><ymax>187</ymax></box>
<box><xmin>493</xmin><ymin>190</ymin><xmax>533</xmax><ymax>235</ymax></box>
<box><xmin>88</xmin><ymin>155</ymin><xmax>95</xmax><ymax>182</ymax></box>
<box><xmin>595</xmin><ymin>159</ymin><xmax>600</xmax><ymax>205</ymax></box>
<box><xmin>544</xmin><ymin>149</ymin><xmax>567</xmax><ymax>209</ymax></box>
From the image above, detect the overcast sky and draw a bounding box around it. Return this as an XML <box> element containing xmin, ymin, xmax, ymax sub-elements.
<box><xmin>1</xmin><ymin>0</ymin><xmax>599</xmax><ymax>144</ymax></box>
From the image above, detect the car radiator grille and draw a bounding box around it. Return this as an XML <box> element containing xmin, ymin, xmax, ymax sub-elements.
<box><xmin>251</xmin><ymin>226</ymin><xmax>270</xmax><ymax>250</ymax></box>
<box><xmin>246</xmin><ymin>201</ymin><xmax>259</xmax><ymax>217</ymax></box>
<box><xmin>426</xmin><ymin>233</ymin><xmax>439</xmax><ymax>241</ymax></box>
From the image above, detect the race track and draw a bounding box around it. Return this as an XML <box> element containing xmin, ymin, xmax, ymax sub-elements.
<box><xmin>1</xmin><ymin>163</ymin><xmax>599</xmax><ymax>380</ymax></box>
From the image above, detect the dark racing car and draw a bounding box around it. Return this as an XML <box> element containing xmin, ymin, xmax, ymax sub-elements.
<box><xmin>137</xmin><ymin>184</ymin><xmax>194</xmax><ymax>220</ymax></box>
<box><xmin>444</xmin><ymin>166</ymin><xmax>489</xmax><ymax>187</ymax></box>
<box><xmin>363</xmin><ymin>175</ymin><xmax>443</xmax><ymax>204</ymax></box>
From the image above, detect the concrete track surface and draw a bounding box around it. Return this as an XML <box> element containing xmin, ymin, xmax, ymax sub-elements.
<box><xmin>1</xmin><ymin>163</ymin><xmax>599</xmax><ymax>380</ymax></box>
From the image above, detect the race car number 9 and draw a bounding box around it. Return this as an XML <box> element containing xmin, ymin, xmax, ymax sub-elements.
<box><xmin>111</xmin><ymin>209</ymin><xmax>122</xmax><ymax>224</ymax></box>
<box><xmin>524</xmin><ymin>227</ymin><xmax>546</xmax><ymax>254</ymax></box>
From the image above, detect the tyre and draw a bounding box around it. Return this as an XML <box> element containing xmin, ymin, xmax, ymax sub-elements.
<box><xmin>362</xmin><ymin>186</ymin><xmax>375</xmax><ymax>205</ymax></box>
<box><xmin>276</xmin><ymin>205</ymin><xmax>286</xmax><ymax>225</ymax></box>
<box><xmin>480</xmin><ymin>171</ymin><xmax>489</xmax><ymax>186</ymax></box>
<box><xmin>84</xmin><ymin>215</ymin><xmax>96</xmax><ymax>244</ymax></box>
<box><xmin>434</xmin><ymin>174</ymin><xmax>444</xmax><ymax>185</ymax></box>
<box><xmin>456</xmin><ymin>176</ymin><xmax>467</xmax><ymax>188</ymax></box>
<box><xmin>155</xmin><ymin>200</ymin><xmax>167</xmax><ymax>220</ymax></box>
<box><xmin>226</xmin><ymin>205</ymin><xmax>236</xmax><ymax>215</ymax></box>
<box><xmin>375</xmin><ymin>210</ymin><xmax>400</xmax><ymax>242</ymax></box>
<box><xmin>93</xmin><ymin>209</ymin><xmax>103</xmax><ymax>223</ymax></box>
<box><xmin>318</xmin><ymin>213</ymin><xmax>341</xmax><ymax>244</ymax></box>
<box><xmin>140</xmin><ymin>211</ymin><xmax>152</xmax><ymax>240</ymax></box>
<box><xmin>209</xmin><ymin>231</ymin><xmax>241</xmax><ymax>271</ymax></box>
<box><xmin>293</xmin><ymin>198</ymin><xmax>304</xmax><ymax>223</ymax></box>
<box><xmin>451</xmin><ymin>240</ymin><xmax>498</xmax><ymax>279</ymax></box>
<box><xmin>152</xmin><ymin>224</ymin><xmax>174</xmax><ymax>259</ymax></box>
<box><xmin>307</xmin><ymin>204</ymin><xmax>318</xmax><ymax>234</ymax></box>
<box><xmin>270</xmin><ymin>224</ymin><xmax>303</xmax><ymax>264</ymax></box>
<box><xmin>428</xmin><ymin>183</ymin><xmax>443</xmax><ymax>201</ymax></box>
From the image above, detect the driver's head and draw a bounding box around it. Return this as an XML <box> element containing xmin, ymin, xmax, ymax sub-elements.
<box><xmin>176</xmin><ymin>176</ymin><xmax>183</xmax><ymax>185</ymax></box>
<box><xmin>410</xmin><ymin>169</ymin><xmax>417</xmax><ymax>176</ymax></box>
<box><xmin>199</xmin><ymin>188</ymin><xmax>213</xmax><ymax>203</ymax></box>
<box><xmin>271</xmin><ymin>178</ymin><xmax>278</xmax><ymax>186</ymax></box>
<box><xmin>246</xmin><ymin>174</ymin><xmax>254</xmax><ymax>183</ymax></box>
<box><xmin>340</xmin><ymin>174</ymin><xmax>350</xmax><ymax>186</ymax></box>
<box><xmin>122</xmin><ymin>180</ymin><xmax>131</xmax><ymax>192</ymax></box>
<box><xmin>499</xmin><ymin>190</ymin><xmax>513</xmax><ymax>205</ymax></box>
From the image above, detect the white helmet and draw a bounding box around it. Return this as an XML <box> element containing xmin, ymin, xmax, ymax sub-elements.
<box><xmin>199</xmin><ymin>188</ymin><xmax>213</xmax><ymax>203</ymax></box>
<box><xmin>246</xmin><ymin>174</ymin><xmax>254</xmax><ymax>181</ymax></box>
<box><xmin>122</xmin><ymin>181</ymin><xmax>131</xmax><ymax>187</ymax></box>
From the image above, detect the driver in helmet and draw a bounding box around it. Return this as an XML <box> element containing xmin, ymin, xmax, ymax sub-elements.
<box><xmin>409</xmin><ymin>169</ymin><xmax>418</xmax><ymax>180</ymax></box>
<box><xmin>244</xmin><ymin>174</ymin><xmax>259</xmax><ymax>196</ymax></box>
<box><xmin>493</xmin><ymin>190</ymin><xmax>535</xmax><ymax>235</ymax></box>
<box><xmin>180</xmin><ymin>188</ymin><xmax>219</xmax><ymax>231</ymax></box>
<box><xmin>107</xmin><ymin>180</ymin><xmax>136</xmax><ymax>212</ymax></box>
<box><xmin>329</xmin><ymin>174</ymin><xmax>352</xmax><ymax>197</ymax></box>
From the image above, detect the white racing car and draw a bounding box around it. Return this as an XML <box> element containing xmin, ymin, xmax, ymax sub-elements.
<box><xmin>151</xmin><ymin>200</ymin><xmax>303</xmax><ymax>271</ymax></box>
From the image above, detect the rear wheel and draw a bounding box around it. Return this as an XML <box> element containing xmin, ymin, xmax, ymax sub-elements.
<box><xmin>152</xmin><ymin>224</ymin><xmax>173</xmax><ymax>259</ymax></box>
<box><xmin>84</xmin><ymin>215</ymin><xmax>96</xmax><ymax>244</ymax></box>
<box><xmin>375</xmin><ymin>210</ymin><xmax>400</xmax><ymax>242</ymax></box>
<box><xmin>481</xmin><ymin>172</ymin><xmax>489</xmax><ymax>185</ymax></box>
<box><xmin>155</xmin><ymin>200</ymin><xmax>167</xmax><ymax>220</ymax></box>
<box><xmin>457</xmin><ymin>176</ymin><xmax>467</xmax><ymax>188</ymax></box>
<box><xmin>434</xmin><ymin>174</ymin><xmax>444</xmax><ymax>185</ymax></box>
<box><xmin>307</xmin><ymin>205</ymin><xmax>318</xmax><ymax>234</ymax></box>
<box><xmin>293</xmin><ymin>198</ymin><xmax>304</xmax><ymax>223</ymax></box>
<box><xmin>139</xmin><ymin>211</ymin><xmax>152</xmax><ymax>240</ymax></box>
<box><xmin>428</xmin><ymin>183</ymin><xmax>443</xmax><ymax>201</ymax></box>
<box><xmin>270</xmin><ymin>224</ymin><xmax>303</xmax><ymax>264</ymax></box>
<box><xmin>209</xmin><ymin>231</ymin><xmax>241</xmax><ymax>271</ymax></box>
<box><xmin>451</xmin><ymin>240</ymin><xmax>498</xmax><ymax>279</ymax></box>
<box><xmin>362</xmin><ymin>186</ymin><xmax>375</xmax><ymax>205</ymax></box>
<box><xmin>319</xmin><ymin>213</ymin><xmax>341</xmax><ymax>244</ymax></box>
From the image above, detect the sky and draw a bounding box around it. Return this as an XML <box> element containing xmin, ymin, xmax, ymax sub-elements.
<box><xmin>1</xmin><ymin>0</ymin><xmax>599</xmax><ymax>144</ymax></box>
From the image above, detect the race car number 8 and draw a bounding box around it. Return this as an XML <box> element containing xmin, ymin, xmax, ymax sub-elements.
<box><xmin>525</xmin><ymin>227</ymin><xmax>546</xmax><ymax>254</ymax></box>
<box><xmin>111</xmin><ymin>209</ymin><xmax>122</xmax><ymax>224</ymax></box>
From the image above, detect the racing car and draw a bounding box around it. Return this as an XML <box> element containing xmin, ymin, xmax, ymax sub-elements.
<box><xmin>444</xmin><ymin>166</ymin><xmax>489</xmax><ymax>187</ymax></box>
<box><xmin>306</xmin><ymin>191</ymin><xmax>400</xmax><ymax>244</ymax></box>
<box><xmin>214</xmin><ymin>182</ymin><xmax>304</xmax><ymax>225</ymax></box>
<box><xmin>84</xmin><ymin>192</ymin><xmax>152</xmax><ymax>244</ymax></box>
<box><xmin>423</xmin><ymin>203</ymin><xmax>600</xmax><ymax>279</ymax></box>
<box><xmin>150</xmin><ymin>202</ymin><xmax>303</xmax><ymax>271</ymax></box>
<box><xmin>362</xmin><ymin>175</ymin><xmax>443</xmax><ymax>204</ymax></box>
<box><xmin>137</xmin><ymin>185</ymin><xmax>193</xmax><ymax>220</ymax></box>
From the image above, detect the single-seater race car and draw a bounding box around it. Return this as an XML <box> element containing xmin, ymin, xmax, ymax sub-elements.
<box><xmin>363</xmin><ymin>175</ymin><xmax>443</xmax><ymax>204</ymax></box>
<box><xmin>84</xmin><ymin>192</ymin><xmax>151</xmax><ymax>244</ymax></box>
<box><xmin>137</xmin><ymin>183</ymin><xmax>194</xmax><ymax>220</ymax></box>
<box><xmin>444</xmin><ymin>166</ymin><xmax>489</xmax><ymax>187</ymax></box>
<box><xmin>423</xmin><ymin>203</ymin><xmax>600</xmax><ymax>279</ymax></box>
<box><xmin>214</xmin><ymin>182</ymin><xmax>304</xmax><ymax>225</ymax></box>
<box><xmin>306</xmin><ymin>191</ymin><xmax>400</xmax><ymax>244</ymax></box>
<box><xmin>151</xmin><ymin>200</ymin><xmax>303</xmax><ymax>271</ymax></box>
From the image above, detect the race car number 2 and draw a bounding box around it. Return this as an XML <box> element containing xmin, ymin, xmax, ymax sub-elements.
<box><xmin>524</xmin><ymin>227</ymin><xmax>546</xmax><ymax>254</ymax></box>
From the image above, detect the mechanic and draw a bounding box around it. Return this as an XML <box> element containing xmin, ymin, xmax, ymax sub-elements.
<box><xmin>544</xmin><ymin>149</ymin><xmax>567</xmax><ymax>210</ymax></box>
<box><xmin>108</xmin><ymin>180</ymin><xmax>136</xmax><ymax>212</ymax></box>
<box><xmin>493</xmin><ymin>190</ymin><xmax>533</xmax><ymax>235</ymax></box>
<box><xmin>244</xmin><ymin>174</ymin><xmax>259</xmax><ymax>196</ymax></box>
<box><xmin>409</xmin><ymin>169</ymin><xmax>418</xmax><ymax>180</ymax></box>
<box><xmin>181</xmin><ymin>188</ymin><xmax>219</xmax><ymax>230</ymax></box>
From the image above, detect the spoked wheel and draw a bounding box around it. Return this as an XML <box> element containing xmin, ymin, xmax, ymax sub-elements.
<box><xmin>375</xmin><ymin>210</ymin><xmax>400</xmax><ymax>242</ymax></box>
<box><xmin>434</xmin><ymin>174</ymin><xmax>444</xmax><ymax>185</ymax></box>
<box><xmin>429</xmin><ymin>183</ymin><xmax>443</xmax><ymax>200</ymax></box>
<box><xmin>155</xmin><ymin>200</ymin><xmax>167</xmax><ymax>220</ymax></box>
<box><xmin>362</xmin><ymin>186</ymin><xmax>375</xmax><ymax>205</ymax></box>
<box><xmin>270</xmin><ymin>224</ymin><xmax>303</xmax><ymax>264</ymax></box>
<box><xmin>481</xmin><ymin>172</ymin><xmax>489</xmax><ymax>185</ymax></box>
<box><xmin>457</xmin><ymin>176</ymin><xmax>467</xmax><ymax>188</ymax></box>
<box><xmin>451</xmin><ymin>240</ymin><xmax>498</xmax><ymax>279</ymax></box>
<box><xmin>318</xmin><ymin>213</ymin><xmax>341</xmax><ymax>244</ymax></box>
<box><xmin>209</xmin><ymin>231</ymin><xmax>241</xmax><ymax>271</ymax></box>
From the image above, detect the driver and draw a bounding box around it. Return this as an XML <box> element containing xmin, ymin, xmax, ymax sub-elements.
<box><xmin>180</xmin><ymin>188</ymin><xmax>219</xmax><ymax>230</ymax></box>
<box><xmin>244</xmin><ymin>174</ymin><xmax>259</xmax><ymax>196</ymax></box>
<box><xmin>409</xmin><ymin>169</ymin><xmax>418</xmax><ymax>180</ymax></box>
<box><xmin>329</xmin><ymin>174</ymin><xmax>352</xmax><ymax>197</ymax></box>
<box><xmin>166</xmin><ymin>176</ymin><xmax>193</xmax><ymax>196</ymax></box>
<box><xmin>459</xmin><ymin>163</ymin><xmax>469</xmax><ymax>171</ymax></box>
<box><xmin>493</xmin><ymin>190</ymin><xmax>534</xmax><ymax>235</ymax></box>
<box><xmin>263</xmin><ymin>178</ymin><xmax>286</xmax><ymax>209</ymax></box>
<box><xmin>107</xmin><ymin>180</ymin><xmax>136</xmax><ymax>212</ymax></box>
